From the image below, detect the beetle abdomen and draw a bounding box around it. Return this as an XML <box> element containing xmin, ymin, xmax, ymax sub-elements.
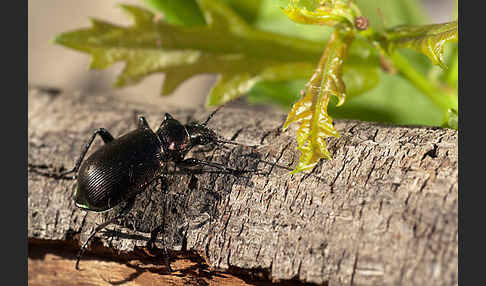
<box><xmin>75</xmin><ymin>128</ymin><xmax>163</xmax><ymax>212</ymax></box>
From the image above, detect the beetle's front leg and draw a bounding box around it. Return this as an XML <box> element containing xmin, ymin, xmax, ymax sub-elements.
<box><xmin>136</xmin><ymin>116</ymin><xmax>151</xmax><ymax>130</ymax></box>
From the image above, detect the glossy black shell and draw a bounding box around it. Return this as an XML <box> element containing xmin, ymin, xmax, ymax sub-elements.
<box><xmin>74</xmin><ymin>128</ymin><xmax>163</xmax><ymax>212</ymax></box>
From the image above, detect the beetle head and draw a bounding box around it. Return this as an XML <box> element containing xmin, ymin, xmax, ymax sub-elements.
<box><xmin>185</xmin><ymin>122</ymin><xmax>218</xmax><ymax>147</ymax></box>
<box><xmin>184</xmin><ymin>105</ymin><xmax>223</xmax><ymax>147</ymax></box>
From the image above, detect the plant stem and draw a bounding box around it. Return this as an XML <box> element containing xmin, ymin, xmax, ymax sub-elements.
<box><xmin>389</xmin><ymin>51</ymin><xmax>458</xmax><ymax>111</ymax></box>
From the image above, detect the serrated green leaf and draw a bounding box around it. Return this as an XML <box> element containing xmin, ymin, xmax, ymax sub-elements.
<box><xmin>283</xmin><ymin>30</ymin><xmax>354</xmax><ymax>173</ymax></box>
<box><xmin>384</xmin><ymin>21</ymin><xmax>458</xmax><ymax>69</ymax></box>
<box><xmin>55</xmin><ymin>0</ymin><xmax>337</xmax><ymax>105</ymax></box>
<box><xmin>282</xmin><ymin>0</ymin><xmax>358</xmax><ymax>27</ymax></box>
<box><xmin>255</xmin><ymin>0</ymin><xmax>334</xmax><ymax>42</ymax></box>
<box><xmin>54</xmin><ymin>0</ymin><xmax>378</xmax><ymax>109</ymax></box>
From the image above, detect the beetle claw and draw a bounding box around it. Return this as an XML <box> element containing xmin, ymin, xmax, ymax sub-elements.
<box><xmin>143</xmin><ymin>243</ymin><xmax>158</xmax><ymax>257</ymax></box>
<box><xmin>143</xmin><ymin>241</ymin><xmax>173</xmax><ymax>272</ymax></box>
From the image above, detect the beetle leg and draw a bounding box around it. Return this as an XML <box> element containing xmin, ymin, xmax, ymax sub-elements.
<box><xmin>29</xmin><ymin>128</ymin><xmax>115</xmax><ymax>180</ymax></box>
<box><xmin>145</xmin><ymin>176</ymin><xmax>173</xmax><ymax>272</ymax></box>
<box><xmin>59</xmin><ymin>128</ymin><xmax>114</xmax><ymax>179</ymax></box>
<box><xmin>75</xmin><ymin>197</ymin><xmax>135</xmax><ymax>270</ymax></box>
<box><xmin>137</xmin><ymin>116</ymin><xmax>151</xmax><ymax>130</ymax></box>
<box><xmin>145</xmin><ymin>224</ymin><xmax>173</xmax><ymax>272</ymax></box>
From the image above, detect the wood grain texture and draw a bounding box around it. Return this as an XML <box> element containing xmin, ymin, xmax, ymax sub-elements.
<box><xmin>29</xmin><ymin>240</ymin><xmax>270</xmax><ymax>286</ymax></box>
<box><xmin>28</xmin><ymin>86</ymin><xmax>458</xmax><ymax>285</ymax></box>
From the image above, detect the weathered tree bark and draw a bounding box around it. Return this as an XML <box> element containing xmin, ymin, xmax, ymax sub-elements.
<box><xmin>28</xmin><ymin>86</ymin><xmax>458</xmax><ymax>286</ymax></box>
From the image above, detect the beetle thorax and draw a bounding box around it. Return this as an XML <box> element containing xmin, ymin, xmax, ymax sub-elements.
<box><xmin>156</xmin><ymin>114</ymin><xmax>191</xmax><ymax>156</ymax></box>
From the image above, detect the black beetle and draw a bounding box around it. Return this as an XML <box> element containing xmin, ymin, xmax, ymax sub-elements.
<box><xmin>37</xmin><ymin>108</ymin><xmax>252</xmax><ymax>271</ymax></box>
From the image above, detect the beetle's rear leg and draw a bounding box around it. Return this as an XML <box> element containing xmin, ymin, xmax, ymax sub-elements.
<box><xmin>63</xmin><ymin>128</ymin><xmax>114</xmax><ymax>177</ymax></box>
<box><xmin>30</xmin><ymin>128</ymin><xmax>115</xmax><ymax>180</ymax></box>
<box><xmin>75</xmin><ymin>197</ymin><xmax>134</xmax><ymax>270</ymax></box>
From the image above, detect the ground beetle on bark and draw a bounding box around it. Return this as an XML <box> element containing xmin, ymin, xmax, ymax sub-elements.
<box><xmin>35</xmin><ymin>107</ymin><xmax>255</xmax><ymax>271</ymax></box>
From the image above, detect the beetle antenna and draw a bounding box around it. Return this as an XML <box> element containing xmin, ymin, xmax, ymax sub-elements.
<box><xmin>202</xmin><ymin>105</ymin><xmax>224</xmax><ymax>126</ymax></box>
<box><xmin>216</xmin><ymin>139</ymin><xmax>259</xmax><ymax>148</ymax></box>
<box><xmin>237</xmin><ymin>154</ymin><xmax>328</xmax><ymax>182</ymax></box>
<box><xmin>216</xmin><ymin>139</ymin><xmax>242</xmax><ymax>145</ymax></box>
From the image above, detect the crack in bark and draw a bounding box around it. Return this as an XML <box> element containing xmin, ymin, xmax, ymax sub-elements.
<box><xmin>349</xmin><ymin>252</ymin><xmax>359</xmax><ymax>286</ymax></box>
<box><xmin>422</xmin><ymin>144</ymin><xmax>439</xmax><ymax>160</ymax></box>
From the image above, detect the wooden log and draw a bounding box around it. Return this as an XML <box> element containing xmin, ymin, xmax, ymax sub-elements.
<box><xmin>28</xmin><ymin>86</ymin><xmax>458</xmax><ymax>285</ymax></box>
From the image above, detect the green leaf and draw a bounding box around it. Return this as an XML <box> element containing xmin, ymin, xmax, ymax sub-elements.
<box><xmin>283</xmin><ymin>29</ymin><xmax>355</xmax><ymax>173</ymax></box>
<box><xmin>54</xmin><ymin>0</ymin><xmax>378</xmax><ymax>109</ymax></box>
<box><xmin>54</xmin><ymin>0</ymin><xmax>330</xmax><ymax>104</ymax></box>
<box><xmin>142</xmin><ymin>0</ymin><xmax>206</xmax><ymax>26</ymax></box>
<box><xmin>254</xmin><ymin>0</ymin><xmax>334</xmax><ymax>42</ymax></box>
<box><xmin>384</xmin><ymin>21</ymin><xmax>458</xmax><ymax>69</ymax></box>
<box><xmin>281</xmin><ymin>0</ymin><xmax>359</xmax><ymax>27</ymax></box>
